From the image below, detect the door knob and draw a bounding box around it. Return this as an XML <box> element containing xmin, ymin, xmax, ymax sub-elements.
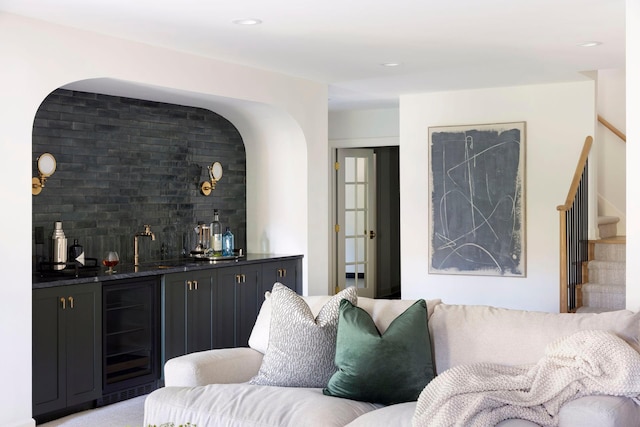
<box><xmin>369</xmin><ymin>230</ymin><xmax>376</xmax><ymax>239</ymax></box>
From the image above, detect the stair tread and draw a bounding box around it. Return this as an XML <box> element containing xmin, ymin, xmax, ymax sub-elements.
<box><xmin>588</xmin><ymin>261</ymin><xmax>626</xmax><ymax>271</ymax></box>
<box><xmin>582</xmin><ymin>282</ymin><xmax>626</xmax><ymax>292</ymax></box>
<box><xmin>597</xmin><ymin>216</ymin><xmax>620</xmax><ymax>225</ymax></box>
<box><xmin>591</xmin><ymin>236</ymin><xmax>626</xmax><ymax>244</ymax></box>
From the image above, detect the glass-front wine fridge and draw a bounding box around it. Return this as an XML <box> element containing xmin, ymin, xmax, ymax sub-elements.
<box><xmin>100</xmin><ymin>277</ymin><xmax>160</xmax><ymax>405</ymax></box>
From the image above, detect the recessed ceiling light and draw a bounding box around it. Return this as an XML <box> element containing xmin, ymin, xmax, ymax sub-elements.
<box><xmin>233</xmin><ymin>18</ymin><xmax>263</xmax><ymax>26</ymax></box>
<box><xmin>381</xmin><ymin>62</ymin><xmax>401</xmax><ymax>67</ymax></box>
<box><xmin>577</xmin><ymin>41</ymin><xmax>602</xmax><ymax>47</ymax></box>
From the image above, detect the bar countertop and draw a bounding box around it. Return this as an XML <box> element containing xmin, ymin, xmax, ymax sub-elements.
<box><xmin>32</xmin><ymin>253</ymin><xmax>303</xmax><ymax>289</ymax></box>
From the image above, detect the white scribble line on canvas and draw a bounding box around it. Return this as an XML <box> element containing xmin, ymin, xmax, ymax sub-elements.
<box><xmin>434</xmin><ymin>134</ymin><xmax>521</xmax><ymax>273</ymax></box>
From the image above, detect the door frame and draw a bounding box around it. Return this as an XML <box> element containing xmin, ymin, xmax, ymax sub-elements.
<box><xmin>329</xmin><ymin>137</ymin><xmax>399</xmax><ymax>296</ymax></box>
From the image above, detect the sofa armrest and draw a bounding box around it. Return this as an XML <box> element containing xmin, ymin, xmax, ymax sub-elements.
<box><xmin>164</xmin><ymin>347</ymin><xmax>264</xmax><ymax>387</ymax></box>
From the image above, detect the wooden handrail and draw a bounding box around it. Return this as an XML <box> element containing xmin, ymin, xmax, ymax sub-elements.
<box><xmin>557</xmin><ymin>136</ymin><xmax>593</xmax><ymax>211</ymax></box>
<box><xmin>557</xmin><ymin>136</ymin><xmax>593</xmax><ymax>313</ymax></box>
<box><xmin>598</xmin><ymin>115</ymin><xmax>626</xmax><ymax>142</ymax></box>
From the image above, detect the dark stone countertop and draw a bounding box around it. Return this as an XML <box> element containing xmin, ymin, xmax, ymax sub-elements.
<box><xmin>32</xmin><ymin>253</ymin><xmax>303</xmax><ymax>289</ymax></box>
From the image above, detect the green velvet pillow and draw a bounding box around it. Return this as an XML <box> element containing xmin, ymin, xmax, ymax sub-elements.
<box><xmin>323</xmin><ymin>299</ymin><xmax>435</xmax><ymax>405</ymax></box>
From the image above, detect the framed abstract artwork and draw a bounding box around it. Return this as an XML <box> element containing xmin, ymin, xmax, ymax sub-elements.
<box><xmin>429</xmin><ymin>122</ymin><xmax>526</xmax><ymax>277</ymax></box>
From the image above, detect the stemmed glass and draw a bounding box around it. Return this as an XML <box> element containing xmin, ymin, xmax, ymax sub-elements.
<box><xmin>102</xmin><ymin>251</ymin><xmax>119</xmax><ymax>274</ymax></box>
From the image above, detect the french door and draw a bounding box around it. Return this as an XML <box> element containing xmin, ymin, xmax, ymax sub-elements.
<box><xmin>336</xmin><ymin>149</ymin><xmax>376</xmax><ymax>298</ymax></box>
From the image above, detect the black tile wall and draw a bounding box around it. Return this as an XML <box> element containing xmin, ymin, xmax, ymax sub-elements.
<box><xmin>32</xmin><ymin>89</ymin><xmax>246</xmax><ymax>268</ymax></box>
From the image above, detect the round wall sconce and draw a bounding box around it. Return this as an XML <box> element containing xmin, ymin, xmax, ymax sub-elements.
<box><xmin>200</xmin><ymin>161</ymin><xmax>223</xmax><ymax>196</ymax></box>
<box><xmin>32</xmin><ymin>152</ymin><xmax>57</xmax><ymax>196</ymax></box>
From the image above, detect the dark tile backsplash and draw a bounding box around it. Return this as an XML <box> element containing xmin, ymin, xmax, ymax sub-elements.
<box><xmin>32</xmin><ymin>89</ymin><xmax>246</xmax><ymax>269</ymax></box>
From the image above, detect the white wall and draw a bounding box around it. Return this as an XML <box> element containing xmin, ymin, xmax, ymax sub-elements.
<box><xmin>399</xmin><ymin>82</ymin><xmax>596</xmax><ymax>312</ymax></box>
<box><xmin>597</xmin><ymin>68</ymin><xmax>626</xmax><ymax>234</ymax></box>
<box><xmin>329</xmin><ymin>108</ymin><xmax>399</xmax><ymax>140</ymax></box>
<box><xmin>626</xmin><ymin>0</ymin><xmax>640</xmax><ymax>312</ymax></box>
<box><xmin>0</xmin><ymin>13</ymin><xmax>327</xmax><ymax>427</ymax></box>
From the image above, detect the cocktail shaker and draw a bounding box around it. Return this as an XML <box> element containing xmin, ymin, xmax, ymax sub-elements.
<box><xmin>51</xmin><ymin>221</ymin><xmax>67</xmax><ymax>270</ymax></box>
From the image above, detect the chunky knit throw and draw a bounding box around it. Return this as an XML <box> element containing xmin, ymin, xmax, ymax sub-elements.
<box><xmin>413</xmin><ymin>330</ymin><xmax>640</xmax><ymax>427</ymax></box>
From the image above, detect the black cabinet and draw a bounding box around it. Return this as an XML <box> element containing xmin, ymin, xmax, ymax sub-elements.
<box><xmin>102</xmin><ymin>277</ymin><xmax>159</xmax><ymax>405</ymax></box>
<box><xmin>32</xmin><ymin>283</ymin><xmax>102</xmax><ymax>419</ymax></box>
<box><xmin>214</xmin><ymin>263</ymin><xmax>263</xmax><ymax>348</ymax></box>
<box><xmin>163</xmin><ymin>270</ymin><xmax>214</xmax><ymax>362</ymax></box>
<box><xmin>261</xmin><ymin>258</ymin><xmax>302</xmax><ymax>295</ymax></box>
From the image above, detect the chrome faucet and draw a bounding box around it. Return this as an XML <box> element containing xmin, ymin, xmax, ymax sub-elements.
<box><xmin>134</xmin><ymin>224</ymin><xmax>156</xmax><ymax>266</ymax></box>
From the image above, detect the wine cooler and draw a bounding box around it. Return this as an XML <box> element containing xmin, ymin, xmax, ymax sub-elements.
<box><xmin>100</xmin><ymin>277</ymin><xmax>160</xmax><ymax>405</ymax></box>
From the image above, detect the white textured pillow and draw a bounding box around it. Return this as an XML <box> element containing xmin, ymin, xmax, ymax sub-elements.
<box><xmin>249</xmin><ymin>283</ymin><xmax>357</xmax><ymax>387</ymax></box>
<box><xmin>249</xmin><ymin>292</ymin><xmax>334</xmax><ymax>354</ymax></box>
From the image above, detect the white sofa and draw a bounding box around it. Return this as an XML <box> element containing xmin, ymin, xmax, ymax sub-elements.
<box><xmin>144</xmin><ymin>295</ymin><xmax>640</xmax><ymax>427</ymax></box>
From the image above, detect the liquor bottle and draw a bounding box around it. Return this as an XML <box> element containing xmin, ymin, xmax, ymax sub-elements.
<box><xmin>211</xmin><ymin>210</ymin><xmax>223</xmax><ymax>256</ymax></box>
<box><xmin>68</xmin><ymin>239</ymin><xmax>85</xmax><ymax>266</ymax></box>
<box><xmin>222</xmin><ymin>227</ymin><xmax>235</xmax><ymax>257</ymax></box>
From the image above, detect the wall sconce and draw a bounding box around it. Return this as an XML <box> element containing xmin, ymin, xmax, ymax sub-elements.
<box><xmin>32</xmin><ymin>153</ymin><xmax>57</xmax><ymax>196</ymax></box>
<box><xmin>200</xmin><ymin>161</ymin><xmax>223</xmax><ymax>196</ymax></box>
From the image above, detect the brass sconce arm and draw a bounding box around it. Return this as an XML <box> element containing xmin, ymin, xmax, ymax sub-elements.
<box><xmin>200</xmin><ymin>161</ymin><xmax>223</xmax><ymax>196</ymax></box>
<box><xmin>32</xmin><ymin>153</ymin><xmax>57</xmax><ymax>196</ymax></box>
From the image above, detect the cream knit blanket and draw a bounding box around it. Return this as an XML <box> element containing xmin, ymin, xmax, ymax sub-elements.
<box><xmin>413</xmin><ymin>330</ymin><xmax>640</xmax><ymax>427</ymax></box>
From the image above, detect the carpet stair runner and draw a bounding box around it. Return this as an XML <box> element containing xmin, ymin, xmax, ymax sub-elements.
<box><xmin>577</xmin><ymin>216</ymin><xmax>626</xmax><ymax>313</ymax></box>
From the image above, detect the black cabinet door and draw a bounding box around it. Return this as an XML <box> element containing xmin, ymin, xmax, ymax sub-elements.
<box><xmin>64</xmin><ymin>284</ymin><xmax>102</xmax><ymax>407</ymax></box>
<box><xmin>235</xmin><ymin>263</ymin><xmax>262</xmax><ymax>347</ymax></box>
<box><xmin>163</xmin><ymin>273</ymin><xmax>187</xmax><ymax>362</ymax></box>
<box><xmin>261</xmin><ymin>258</ymin><xmax>302</xmax><ymax>295</ymax></box>
<box><xmin>163</xmin><ymin>271</ymin><xmax>213</xmax><ymax>362</ymax></box>
<box><xmin>185</xmin><ymin>272</ymin><xmax>214</xmax><ymax>354</ymax></box>
<box><xmin>213</xmin><ymin>266</ymin><xmax>237</xmax><ymax>349</ymax></box>
<box><xmin>214</xmin><ymin>263</ymin><xmax>262</xmax><ymax>348</ymax></box>
<box><xmin>32</xmin><ymin>283</ymin><xmax>102</xmax><ymax>417</ymax></box>
<box><xmin>33</xmin><ymin>288</ymin><xmax>65</xmax><ymax>416</ymax></box>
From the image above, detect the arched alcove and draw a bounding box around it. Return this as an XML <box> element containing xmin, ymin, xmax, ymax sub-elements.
<box><xmin>55</xmin><ymin>78</ymin><xmax>309</xmax><ymax>275</ymax></box>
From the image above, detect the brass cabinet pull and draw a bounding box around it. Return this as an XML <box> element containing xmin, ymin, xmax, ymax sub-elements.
<box><xmin>187</xmin><ymin>280</ymin><xmax>193</xmax><ymax>291</ymax></box>
<box><xmin>60</xmin><ymin>297</ymin><xmax>66</xmax><ymax>310</ymax></box>
<box><xmin>235</xmin><ymin>274</ymin><xmax>241</xmax><ymax>284</ymax></box>
<box><xmin>277</xmin><ymin>268</ymin><xmax>287</xmax><ymax>278</ymax></box>
<box><xmin>194</xmin><ymin>280</ymin><xmax>198</xmax><ymax>290</ymax></box>
<box><xmin>241</xmin><ymin>274</ymin><xmax>246</xmax><ymax>283</ymax></box>
<box><xmin>68</xmin><ymin>296</ymin><xmax>74</xmax><ymax>309</ymax></box>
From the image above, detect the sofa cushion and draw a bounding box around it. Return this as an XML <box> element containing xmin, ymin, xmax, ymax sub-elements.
<box><xmin>249</xmin><ymin>295</ymin><xmax>442</xmax><ymax>354</ymax></box>
<box><xmin>144</xmin><ymin>384</ymin><xmax>381</xmax><ymax>427</ymax></box>
<box><xmin>558</xmin><ymin>395</ymin><xmax>640</xmax><ymax>427</ymax></box>
<box><xmin>429</xmin><ymin>304</ymin><xmax>640</xmax><ymax>374</ymax></box>
<box><xmin>249</xmin><ymin>283</ymin><xmax>357</xmax><ymax>387</ymax></box>
<box><xmin>324</xmin><ymin>299</ymin><xmax>434</xmax><ymax>404</ymax></box>
<box><xmin>344</xmin><ymin>402</ymin><xmax>543</xmax><ymax>427</ymax></box>
<box><xmin>345</xmin><ymin>402</ymin><xmax>416</xmax><ymax>426</ymax></box>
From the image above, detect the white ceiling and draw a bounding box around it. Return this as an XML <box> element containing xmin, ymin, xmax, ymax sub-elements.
<box><xmin>1</xmin><ymin>0</ymin><xmax>626</xmax><ymax>110</ymax></box>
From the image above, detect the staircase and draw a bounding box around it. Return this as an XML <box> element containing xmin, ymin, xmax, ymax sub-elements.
<box><xmin>577</xmin><ymin>216</ymin><xmax>626</xmax><ymax>313</ymax></box>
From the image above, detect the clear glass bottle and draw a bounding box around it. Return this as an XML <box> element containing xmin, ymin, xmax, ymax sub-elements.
<box><xmin>223</xmin><ymin>227</ymin><xmax>234</xmax><ymax>257</ymax></box>
<box><xmin>211</xmin><ymin>210</ymin><xmax>223</xmax><ymax>256</ymax></box>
